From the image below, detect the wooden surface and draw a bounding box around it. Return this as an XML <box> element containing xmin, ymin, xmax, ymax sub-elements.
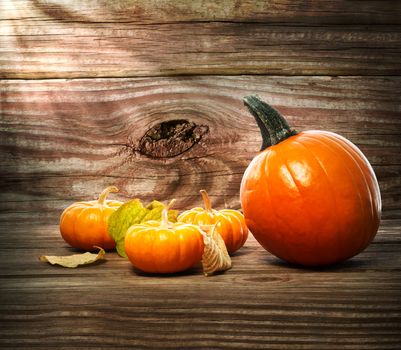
<box><xmin>0</xmin><ymin>219</ymin><xmax>401</xmax><ymax>349</ymax></box>
<box><xmin>1</xmin><ymin>0</ymin><xmax>401</xmax><ymax>349</ymax></box>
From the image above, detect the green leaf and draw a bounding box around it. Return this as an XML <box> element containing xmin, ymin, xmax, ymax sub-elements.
<box><xmin>145</xmin><ymin>200</ymin><xmax>178</xmax><ymax>221</ymax></box>
<box><xmin>142</xmin><ymin>204</ymin><xmax>163</xmax><ymax>222</ymax></box>
<box><xmin>107</xmin><ymin>199</ymin><xmax>179</xmax><ymax>258</ymax></box>
<box><xmin>107</xmin><ymin>199</ymin><xmax>148</xmax><ymax>258</ymax></box>
<box><xmin>167</xmin><ymin>210</ymin><xmax>179</xmax><ymax>222</ymax></box>
<box><xmin>146</xmin><ymin>200</ymin><xmax>163</xmax><ymax>210</ymax></box>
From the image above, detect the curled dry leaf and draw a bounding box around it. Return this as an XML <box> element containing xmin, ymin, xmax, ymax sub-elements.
<box><xmin>39</xmin><ymin>247</ymin><xmax>105</xmax><ymax>268</ymax></box>
<box><xmin>200</xmin><ymin>224</ymin><xmax>232</xmax><ymax>276</ymax></box>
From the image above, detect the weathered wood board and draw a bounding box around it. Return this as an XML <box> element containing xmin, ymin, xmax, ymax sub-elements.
<box><xmin>0</xmin><ymin>219</ymin><xmax>400</xmax><ymax>349</ymax></box>
<box><xmin>1</xmin><ymin>20</ymin><xmax>401</xmax><ymax>78</ymax></box>
<box><xmin>1</xmin><ymin>0</ymin><xmax>401</xmax><ymax>78</ymax></box>
<box><xmin>1</xmin><ymin>76</ymin><xmax>400</xmax><ymax>222</ymax></box>
<box><xmin>2</xmin><ymin>0</ymin><xmax>401</xmax><ymax>24</ymax></box>
<box><xmin>1</xmin><ymin>0</ymin><xmax>401</xmax><ymax>349</ymax></box>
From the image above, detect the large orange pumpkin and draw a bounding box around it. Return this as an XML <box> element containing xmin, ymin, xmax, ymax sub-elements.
<box><xmin>125</xmin><ymin>200</ymin><xmax>204</xmax><ymax>274</ymax></box>
<box><xmin>240</xmin><ymin>96</ymin><xmax>381</xmax><ymax>266</ymax></box>
<box><xmin>60</xmin><ymin>186</ymin><xmax>122</xmax><ymax>250</ymax></box>
<box><xmin>178</xmin><ymin>190</ymin><xmax>248</xmax><ymax>253</ymax></box>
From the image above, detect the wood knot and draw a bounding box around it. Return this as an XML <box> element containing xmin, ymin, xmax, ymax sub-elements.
<box><xmin>138</xmin><ymin>120</ymin><xmax>209</xmax><ymax>158</ymax></box>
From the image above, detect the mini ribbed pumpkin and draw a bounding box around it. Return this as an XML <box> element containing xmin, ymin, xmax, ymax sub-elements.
<box><xmin>125</xmin><ymin>200</ymin><xmax>204</xmax><ymax>274</ymax></box>
<box><xmin>60</xmin><ymin>186</ymin><xmax>122</xmax><ymax>250</ymax></box>
<box><xmin>178</xmin><ymin>190</ymin><xmax>248</xmax><ymax>254</ymax></box>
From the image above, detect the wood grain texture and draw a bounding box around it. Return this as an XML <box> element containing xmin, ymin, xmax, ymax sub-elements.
<box><xmin>1</xmin><ymin>19</ymin><xmax>401</xmax><ymax>78</ymax></box>
<box><xmin>1</xmin><ymin>76</ymin><xmax>400</xmax><ymax>222</ymax></box>
<box><xmin>2</xmin><ymin>0</ymin><xmax>401</xmax><ymax>25</ymax></box>
<box><xmin>1</xmin><ymin>2</ymin><xmax>401</xmax><ymax>348</ymax></box>
<box><xmin>0</xmin><ymin>218</ymin><xmax>400</xmax><ymax>349</ymax></box>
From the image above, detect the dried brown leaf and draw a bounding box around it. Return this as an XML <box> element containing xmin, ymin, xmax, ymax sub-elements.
<box><xmin>39</xmin><ymin>247</ymin><xmax>105</xmax><ymax>268</ymax></box>
<box><xmin>200</xmin><ymin>224</ymin><xmax>232</xmax><ymax>276</ymax></box>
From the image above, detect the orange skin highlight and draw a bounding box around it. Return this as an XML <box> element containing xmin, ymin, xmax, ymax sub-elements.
<box><xmin>240</xmin><ymin>130</ymin><xmax>381</xmax><ymax>266</ymax></box>
<box><xmin>60</xmin><ymin>186</ymin><xmax>122</xmax><ymax>251</ymax></box>
<box><xmin>125</xmin><ymin>200</ymin><xmax>204</xmax><ymax>274</ymax></box>
<box><xmin>178</xmin><ymin>190</ymin><xmax>248</xmax><ymax>254</ymax></box>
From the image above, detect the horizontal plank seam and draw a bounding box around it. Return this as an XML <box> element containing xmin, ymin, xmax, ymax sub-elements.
<box><xmin>2</xmin><ymin>74</ymin><xmax>401</xmax><ymax>81</ymax></box>
<box><xmin>2</xmin><ymin>19</ymin><xmax>401</xmax><ymax>27</ymax></box>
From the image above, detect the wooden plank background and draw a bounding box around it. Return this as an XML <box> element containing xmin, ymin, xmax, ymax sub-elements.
<box><xmin>1</xmin><ymin>1</ymin><xmax>401</xmax><ymax>349</ymax></box>
<box><xmin>1</xmin><ymin>1</ymin><xmax>401</xmax><ymax>78</ymax></box>
<box><xmin>1</xmin><ymin>76</ymin><xmax>401</xmax><ymax>222</ymax></box>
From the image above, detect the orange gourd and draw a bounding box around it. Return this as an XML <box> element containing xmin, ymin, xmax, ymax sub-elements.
<box><xmin>178</xmin><ymin>190</ymin><xmax>248</xmax><ymax>254</ymax></box>
<box><xmin>60</xmin><ymin>186</ymin><xmax>123</xmax><ymax>250</ymax></box>
<box><xmin>125</xmin><ymin>200</ymin><xmax>204</xmax><ymax>274</ymax></box>
<box><xmin>240</xmin><ymin>96</ymin><xmax>381</xmax><ymax>266</ymax></box>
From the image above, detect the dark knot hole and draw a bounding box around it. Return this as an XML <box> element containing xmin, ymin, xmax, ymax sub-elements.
<box><xmin>138</xmin><ymin>119</ymin><xmax>209</xmax><ymax>158</ymax></box>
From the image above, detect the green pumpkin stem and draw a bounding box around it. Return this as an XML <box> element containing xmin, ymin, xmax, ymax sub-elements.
<box><xmin>243</xmin><ymin>95</ymin><xmax>298</xmax><ymax>151</ymax></box>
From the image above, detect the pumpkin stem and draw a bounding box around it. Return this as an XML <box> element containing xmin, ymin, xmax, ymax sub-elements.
<box><xmin>243</xmin><ymin>95</ymin><xmax>298</xmax><ymax>151</ymax></box>
<box><xmin>161</xmin><ymin>198</ymin><xmax>176</xmax><ymax>227</ymax></box>
<box><xmin>98</xmin><ymin>186</ymin><xmax>119</xmax><ymax>206</ymax></box>
<box><xmin>200</xmin><ymin>190</ymin><xmax>212</xmax><ymax>212</ymax></box>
